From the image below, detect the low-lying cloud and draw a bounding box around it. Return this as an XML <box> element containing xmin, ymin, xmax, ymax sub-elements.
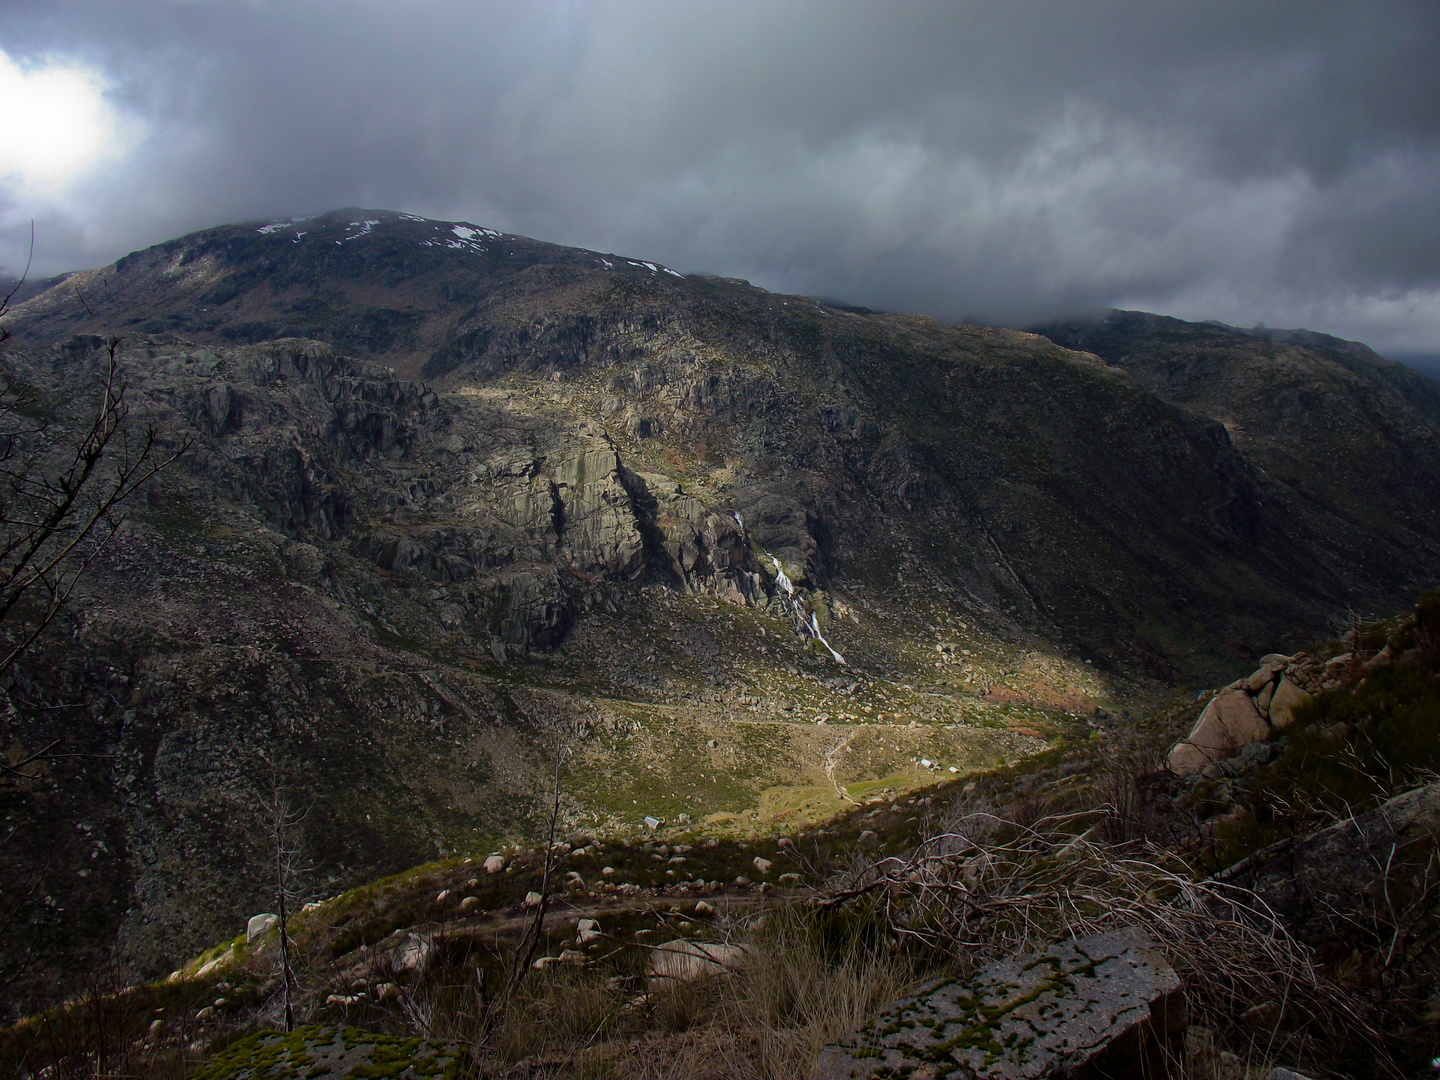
<box><xmin>2</xmin><ymin>1</ymin><xmax>1437</xmax><ymax>355</ymax></box>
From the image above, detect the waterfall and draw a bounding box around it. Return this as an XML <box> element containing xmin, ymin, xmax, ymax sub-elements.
<box><xmin>808</xmin><ymin>611</ymin><xmax>846</xmax><ymax>665</ymax></box>
<box><xmin>762</xmin><ymin>551</ymin><xmax>845</xmax><ymax>665</ymax></box>
<box><xmin>770</xmin><ymin>556</ymin><xmax>794</xmax><ymax>597</ymax></box>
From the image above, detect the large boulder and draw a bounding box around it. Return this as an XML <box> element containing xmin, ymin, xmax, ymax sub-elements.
<box><xmin>1266</xmin><ymin>677</ymin><xmax>1314</xmax><ymax>730</ymax></box>
<box><xmin>817</xmin><ymin>928</ymin><xmax>1185</xmax><ymax>1079</ymax></box>
<box><xmin>1168</xmin><ymin>690</ymin><xmax>1271</xmax><ymax>776</ymax></box>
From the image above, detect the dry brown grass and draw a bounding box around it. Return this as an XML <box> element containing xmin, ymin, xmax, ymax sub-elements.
<box><xmin>816</xmin><ymin>795</ymin><xmax>1395</xmax><ymax>1078</ymax></box>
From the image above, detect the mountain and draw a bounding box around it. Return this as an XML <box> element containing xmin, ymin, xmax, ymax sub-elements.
<box><xmin>1</xmin><ymin>209</ymin><xmax>1438</xmax><ymax>1014</ymax></box>
<box><xmin>1033</xmin><ymin>310</ymin><xmax>1440</xmax><ymax>582</ymax></box>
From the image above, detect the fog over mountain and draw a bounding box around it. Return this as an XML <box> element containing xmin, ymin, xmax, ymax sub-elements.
<box><xmin>1</xmin><ymin>2</ymin><xmax>1438</xmax><ymax>357</ymax></box>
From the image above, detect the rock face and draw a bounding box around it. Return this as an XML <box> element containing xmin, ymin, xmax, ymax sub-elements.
<box><xmin>1228</xmin><ymin>781</ymin><xmax>1440</xmax><ymax>946</ymax></box>
<box><xmin>817</xmin><ymin>928</ymin><xmax>1184</xmax><ymax>1080</ymax></box>
<box><xmin>1168</xmin><ymin>653</ymin><xmax>1318</xmax><ymax>775</ymax></box>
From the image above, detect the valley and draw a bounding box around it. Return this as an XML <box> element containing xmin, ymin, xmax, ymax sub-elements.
<box><xmin>1</xmin><ymin>210</ymin><xmax>1438</xmax><ymax>1061</ymax></box>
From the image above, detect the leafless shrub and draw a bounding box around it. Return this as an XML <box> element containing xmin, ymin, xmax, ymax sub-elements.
<box><xmin>818</xmin><ymin>808</ymin><xmax>1389</xmax><ymax>1075</ymax></box>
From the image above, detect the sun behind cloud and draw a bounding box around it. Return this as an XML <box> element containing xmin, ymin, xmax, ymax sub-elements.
<box><xmin>0</xmin><ymin>50</ymin><xmax>139</xmax><ymax>195</ymax></box>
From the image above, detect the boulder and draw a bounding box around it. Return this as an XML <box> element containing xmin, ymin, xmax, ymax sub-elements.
<box><xmin>752</xmin><ymin>856</ymin><xmax>773</xmax><ymax>875</ymax></box>
<box><xmin>1266</xmin><ymin>677</ymin><xmax>1313</xmax><ymax>730</ymax></box>
<box><xmin>647</xmin><ymin>939</ymin><xmax>754</xmax><ymax>987</ymax></box>
<box><xmin>1255</xmin><ymin>680</ymin><xmax>1276</xmax><ymax>717</ymax></box>
<box><xmin>483</xmin><ymin>854</ymin><xmax>506</xmax><ymax>874</ymax></box>
<box><xmin>246</xmin><ymin>913</ymin><xmax>278</xmax><ymax>943</ymax></box>
<box><xmin>1246</xmin><ymin>661</ymin><xmax>1283</xmax><ymax>693</ymax></box>
<box><xmin>393</xmin><ymin>934</ymin><xmax>433</xmax><ymax>974</ymax></box>
<box><xmin>1167</xmin><ymin>691</ymin><xmax>1270</xmax><ymax>776</ymax></box>
<box><xmin>817</xmin><ymin>928</ymin><xmax>1184</xmax><ymax>1079</ymax></box>
<box><xmin>1227</xmin><ymin>780</ymin><xmax>1440</xmax><ymax>945</ymax></box>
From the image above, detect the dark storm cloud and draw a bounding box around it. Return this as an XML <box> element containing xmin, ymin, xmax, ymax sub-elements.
<box><xmin>2</xmin><ymin>1</ymin><xmax>1438</xmax><ymax>353</ymax></box>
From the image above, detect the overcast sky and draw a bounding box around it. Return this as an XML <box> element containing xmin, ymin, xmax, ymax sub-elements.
<box><xmin>2</xmin><ymin>1</ymin><xmax>1438</xmax><ymax>358</ymax></box>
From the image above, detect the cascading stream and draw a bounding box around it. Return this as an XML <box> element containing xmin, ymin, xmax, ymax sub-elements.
<box><xmin>807</xmin><ymin>611</ymin><xmax>846</xmax><ymax>665</ymax></box>
<box><xmin>734</xmin><ymin>508</ymin><xmax>844</xmax><ymax>665</ymax></box>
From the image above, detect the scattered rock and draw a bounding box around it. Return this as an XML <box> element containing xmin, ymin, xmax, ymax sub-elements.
<box><xmin>559</xmin><ymin>949</ymin><xmax>588</xmax><ymax>965</ymax></box>
<box><xmin>458</xmin><ymin>896</ymin><xmax>480</xmax><ymax>913</ymax></box>
<box><xmin>857</xmin><ymin>830</ymin><xmax>878</xmax><ymax>845</ymax></box>
<box><xmin>752</xmin><ymin>856</ymin><xmax>773</xmax><ymax>875</ymax></box>
<box><xmin>694</xmin><ymin>900</ymin><xmax>715</xmax><ymax>916</ymax></box>
<box><xmin>644</xmin><ymin>816</ymin><xmax>662</xmax><ymax>830</ymax></box>
<box><xmin>523</xmin><ymin>891</ymin><xmax>543</xmax><ymax>908</ymax></box>
<box><xmin>483</xmin><ymin>854</ymin><xmax>506</xmax><ymax>874</ymax></box>
<box><xmin>817</xmin><ymin>928</ymin><xmax>1184</xmax><ymax>1079</ymax></box>
<box><xmin>246</xmin><ymin>913</ymin><xmax>278</xmax><ymax>943</ymax></box>
<box><xmin>435</xmin><ymin>889</ymin><xmax>450</xmax><ymax>904</ymax></box>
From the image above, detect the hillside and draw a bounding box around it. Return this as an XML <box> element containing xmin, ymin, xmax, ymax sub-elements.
<box><xmin>1</xmin><ymin>209</ymin><xmax>1438</xmax><ymax>1016</ymax></box>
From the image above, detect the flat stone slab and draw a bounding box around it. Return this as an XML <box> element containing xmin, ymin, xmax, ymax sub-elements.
<box><xmin>817</xmin><ymin>928</ymin><xmax>1184</xmax><ymax>1080</ymax></box>
<box><xmin>190</xmin><ymin>1025</ymin><xmax>462</xmax><ymax>1079</ymax></box>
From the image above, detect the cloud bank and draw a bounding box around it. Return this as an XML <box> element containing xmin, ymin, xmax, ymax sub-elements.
<box><xmin>1</xmin><ymin>1</ymin><xmax>1438</xmax><ymax>355</ymax></box>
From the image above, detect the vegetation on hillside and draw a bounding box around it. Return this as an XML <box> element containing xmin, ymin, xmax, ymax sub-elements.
<box><xmin>6</xmin><ymin>586</ymin><xmax>1438</xmax><ymax>1078</ymax></box>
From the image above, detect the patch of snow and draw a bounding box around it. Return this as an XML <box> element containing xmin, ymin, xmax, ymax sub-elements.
<box><xmin>338</xmin><ymin>219</ymin><xmax>380</xmax><ymax>241</ymax></box>
<box><xmin>453</xmin><ymin>224</ymin><xmax>501</xmax><ymax>242</ymax></box>
<box><xmin>257</xmin><ymin>222</ymin><xmax>293</xmax><ymax>234</ymax></box>
<box><xmin>292</xmin><ymin>232</ymin><xmax>306</xmax><ymax>242</ymax></box>
<box><xmin>663</xmin><ymin>267</ymin><xmax>683</xmax><ymax>278</ymax></box>
<box><xmin>626</xmin><ymin>260</ymin><xmax>660</xmax><ymax>273</ymax></box>
<box><xmin>599</xmin><ymin>258</ymin><xmax>614</xmax><ymax>269</ymax></box>
<box><xmin>398</xmin><ymin>213</ymin><xmax>425</xmax><ymax>221</ymax></box>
